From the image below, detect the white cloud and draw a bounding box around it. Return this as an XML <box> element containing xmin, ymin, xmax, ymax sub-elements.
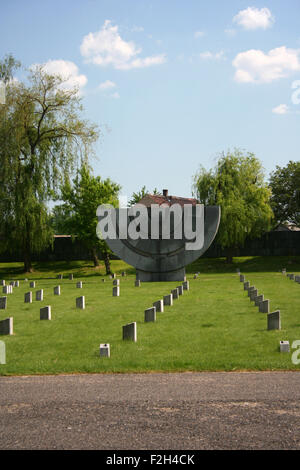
<box><xmin>98</xmin><ymin>80</ymin><xmax>116</xmax><ymax>90</ymax></box>
<box><xmin>272</xmin><ymin>104</ymin><xmax>289</xmax><ymax>114</ymax></box>
<box><xmin>233</xmin><ymin>46</ymin><xmax>300</xmax><ymax>83</ymax></box>
<box><xmin>110</xmin><ymin>91</ymin><xmax>120</xmax><ymax>99</ymax></box>
<box><xmin>35</xmin><ymin>59</ymin><xmax>87</xmax><ymax>91</ymax></box>
<box><xmin>233</xmin><ymin>7</ymin><xmax>274</xmax><ymax>30</ymax></box>
<box><xmin>199</xmin><ymin>50</ymin><xmax>225</xmax><ymax>60</ymax></box>
<box><xmin>80</xmin><ymin>20</ymin><xmax>166</xmax><ymax>70</ymax></box>
<box><xmin>194</xmin><ymin>31</ymin><xmax>205</xmax><ymax>38</ymax></box>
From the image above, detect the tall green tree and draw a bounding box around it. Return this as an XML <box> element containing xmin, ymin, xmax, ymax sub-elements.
<box><xmin>193</xmin><ymin>149</ymin><xmax>273</xmax><ymax>263</ymax></box>
<box><xmin>269</xmin><ymin>161</ymin><xmax>300</xmax><ymax>227</ymax></box>
<box><xmin>56</xmin><ymin>165</ymin><xmax>121</xmax><ymax>273</ymax></box>
<box><xmin>0</xmin><ymin>57</ymin><xmax>99</xmax><ymax>271</ymax></box>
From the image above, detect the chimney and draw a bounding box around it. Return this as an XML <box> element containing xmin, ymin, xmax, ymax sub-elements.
<box><xmin>163</xmin><ymin>189</ymin><xmax>168</xmax><ymax>197</ymax></box>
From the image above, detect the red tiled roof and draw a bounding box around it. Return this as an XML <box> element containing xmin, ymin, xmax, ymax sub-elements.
<box><xmin>137</xmin><ymin>194</ymin><xmax>198</xmax><ymax>207</ymax></box>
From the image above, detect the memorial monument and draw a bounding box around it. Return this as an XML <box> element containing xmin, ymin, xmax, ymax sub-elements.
<box><xmin>97</xmin><ymin>189</ymin><xmax>220</xmax><ymax>282</ymax></box>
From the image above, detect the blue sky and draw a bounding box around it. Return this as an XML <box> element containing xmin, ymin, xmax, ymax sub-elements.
<box><xmin>1</xmin><ymin>0</ymin><xmax>300</xmax><ymax>200</ymax></box>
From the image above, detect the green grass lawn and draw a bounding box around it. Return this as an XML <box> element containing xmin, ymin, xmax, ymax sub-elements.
<box><xmin>0</xmin><ymin>256</ymin><xmax>300</xmax><ymax>376</ymax></box>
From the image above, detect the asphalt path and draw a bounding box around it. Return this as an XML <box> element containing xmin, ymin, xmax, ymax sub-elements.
<box><xmin>0</xmin><ymin>371</ymin><xmax>300</xmax><ymax>450</ymax></box>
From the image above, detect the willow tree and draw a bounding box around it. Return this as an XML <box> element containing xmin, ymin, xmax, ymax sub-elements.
<box><xmin>192</xmin><ymin>149</ymin><xmax>273</xmax><ymax>263</ymax></box>
<box><xmin>0</xmin><ymin>57</ymin><xmax>99</xmax><ymax>271</ymax></box>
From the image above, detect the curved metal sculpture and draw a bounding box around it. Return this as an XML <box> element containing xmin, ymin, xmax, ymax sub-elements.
<box><xmin>103</xmin><ymin>204</ymin><xmax>221</xmax><ymax>282</ymax></box>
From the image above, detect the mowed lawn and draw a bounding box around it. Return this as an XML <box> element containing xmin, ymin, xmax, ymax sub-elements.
<box><xmin>0</xmin><ymin>257</ymin><xmax>300</xmax><ymax>375</ymax></box>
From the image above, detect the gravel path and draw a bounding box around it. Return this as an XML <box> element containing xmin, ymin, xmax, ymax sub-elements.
<box><xmin>0</xmin><ymin>371</ymin><xmax>300</xmax><ymax>450</ymax></box>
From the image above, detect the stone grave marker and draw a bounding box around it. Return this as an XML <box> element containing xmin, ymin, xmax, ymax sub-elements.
<box><xmin>113</xmin><ymin>279</ymin><xmax>120</xmax><ymax>286</ymax></box>
<box><xmin>153</xmin><ymin>300</ymin><xmax>164</xmax><ymax>313</ymax></box>
<box><xmin>69</xmin><ymin>274</ymin><xmax>73</xmax><ymax>280</ymax></box>
<box><xmin>239</xmin><ymin>274</ymin><xmax>245</xmax><ymax>283</ymax></box>
<box><xmin>0</xmin><ymin>296</ymin><xmax>7</xmax><ymax>309</ymax></box>
<box><xmin>267</xmin><ymin>310</ymin><xmax>281</xmax><ymax>330</ymax></box>
<box><xmin>76</xmin><ymin>296</ymin><xmax>85</xmax><ymax>309</ymax></box>
<box><xmin>0</xmin><ymin>280</ymin><xmax>5</xmax><ymax>286</ymax></box>
<box><xmin>135</xmin><ymin>280</ymin><xmax>141</xmax><ymax>287</ymax></box>
<box><xmin>113</xmin><ymin>286</ymin><xmax>120</xmax><ymax>297</ymax></box>
<box><xmin>0</xmin><ymin>317</ymin><xmax>13</xmax><ymax>335</ymax></box>
<box><xmin>163</xmin><ymin>293</ymin><xmax>173</xmax><ymax>306</ymax></box>
<box><xmin>40</xmin><ymin>306</ymin><xmax>51</xmax><ymax>320</ymax></box>
<box><xmin>279</xmin><ymin>340</ymin><xmax>290</xmax><ymax>352</ymax></box>
<box><xmin>259</xmin><ymin>299</ymin><xmax>270</xmax><ymax>313</ymax></box>
<box><xmin>250</xmin><ymin>289</ymin><xmax>258</xmax><ymax>301</ymax></box>
<box><xmin>122</xmin><ymin>322</ymin><xmax>137</xmax><ymax>342</ymax></box>
<box><xmin>145</xmin><ymin>306</ymin><xmax>156</xmax><ymax>322</ymax></box>
<box><xmin>76</xmin><ymin>281</ymin><xmax>83</xmax><ymax>289</ymax></box>
<box><xmin>122</xmin><ymin>272</ymin><xmax>126</xmax><ymax>277</ymax></box>
<box><xmin>182</xmin><ymin>281</ymin><xmax>189</xmax><ymax>291</ymax></box>
<box><xmin>58</xmin><ymin>274</ymin><xmax>63</xmax><ymax>279</ymax></box>
<box><xmin>244</xmin><ymin>281</ymin><xmax>250</xmax><ymax>291</ymax></box>
<box><xmin>99</xmin><ymin>343</ymin><xmax>110</xmax><ymax>357</ymax></box>
<box><xmin>36</xmin><ymin>289</ymin><xmax>43</xmax><ymax>301</ymax></box>
<box><xmin>247</xmin><ymin>286</ymin><xmax>255</xmax><ymax>297</ymax></box>
<box><xmin>171</xmin><ymin>288</ymin><xmax>179</xmax><ymax>300</ymax></box>
<box><xmin>14</xmin><ymin>281</ymin><xmax>19</xmax><ymax>287</ymax></box>
<box><xmin>254</xmin><ymin>294</ymin><xmax>264</xmax><ymax>307</ymax></box>
<box><xmin>30</xmin><ymin>281</ymin><xmax>36</xmax><ymax>288</ymax></box>
<box><xmin>54</xmin><ymin>286</ymin><xmax>61</xmax><ymax>296</ymax></box>
<box><xmin>24</xmin><ymin>292</ymin><xmax>32</xmax><ymax>303</ymax></box>
<box><xmin>177</xmin><ymin>285</ymin><xmax>183</xmax><ymax>296</ymax></box>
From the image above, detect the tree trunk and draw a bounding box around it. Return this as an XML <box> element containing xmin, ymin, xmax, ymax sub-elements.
<box><xmin>23</xmin><ymin>221</ymin><xmax>33</xmax><ymax>272</ymax></box>
<box><xmin>23</xmin><ymin>248</ymin><xmax>33</xmax><ymax>272</ymax></box>
<box><xmin>103</xmin><ymin>251</ymin><xmax>111</xmax><ymax>275</ymax></box>
<box><xmin>91</xmin><ymin>246</ymin><xmax>100</xmax><ymax>267</ymax></box>
<box><xmin>226</xmin><ymin>247</ymin><xmax>234</xmax><ymax>264</ymax></box>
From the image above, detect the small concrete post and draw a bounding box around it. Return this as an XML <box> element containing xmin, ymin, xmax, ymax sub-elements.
<box><xmin>239</xmin><ymin>274</ymin><xmax>245</xmax><ymax>282</ymax></box>
<box><xmin>135</xmin><ymin>280</ymin><xmax>141</xmax><ymax>287</ymax></box>
<box><xmin>280</xmin><ymin>340</ymin><xmax>290</xmax><ymax>352</ymax></box>
<box><xmin>99</xmin><ymin>343</ymin><xmax>110</xmax><ymax>357</ymax></box>
<box><xmin>244</xmin><ymin>281</ymin><xmax>250</xmax><ymax>291</ymax></box>
<box><xmin>76</xmin><ymin>281</ymin><xmax>83</xmax><ymax>288</ymax></box>
<box><xmin>29</xmin><ymin>281</ymin><xmax>36</xmax><ymax>288</ymax></box>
